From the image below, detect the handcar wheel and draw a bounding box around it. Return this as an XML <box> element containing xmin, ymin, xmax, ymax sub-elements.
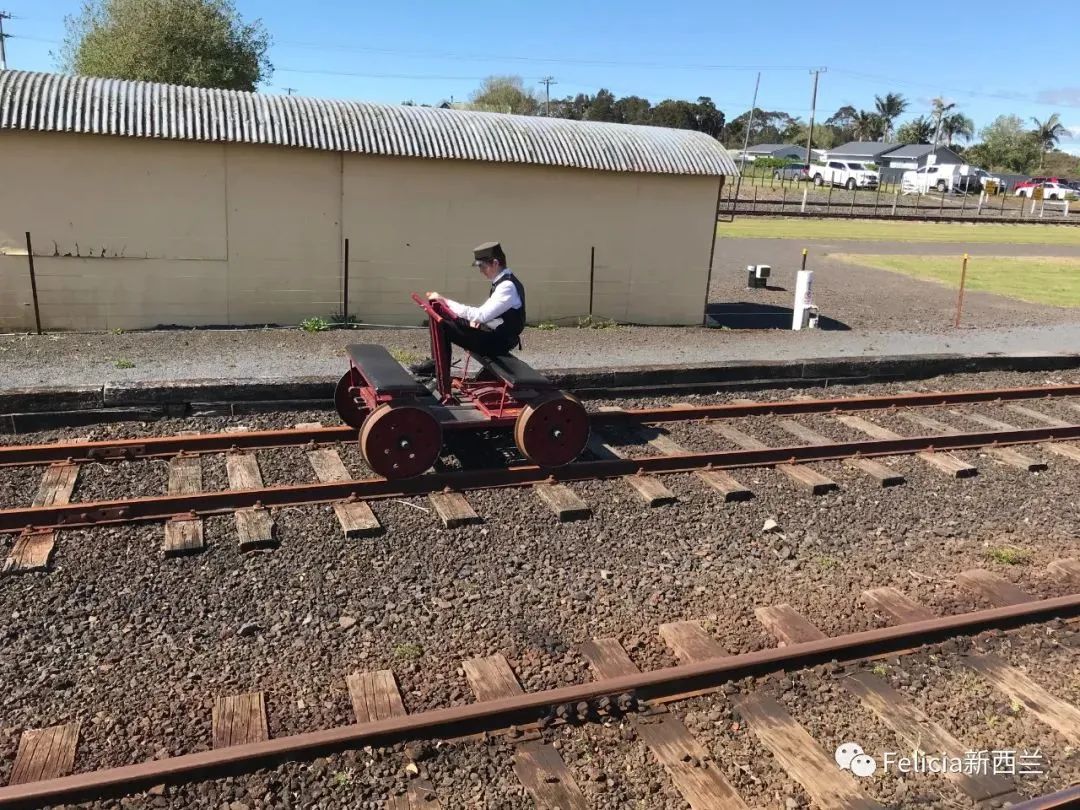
<box><xmin>360</xmin><ymin>404</ymin><xmax>442</xmax><ymax>479</ymax></box>
<box><xmin>335</xmin><ymin>370</ymin><xmax>370</xmax><ymax>429</ymax></box>
<box><xmin>513</xmin><ymin>393</ymin><xmax>590</xmax><ymax>468</ymax></box>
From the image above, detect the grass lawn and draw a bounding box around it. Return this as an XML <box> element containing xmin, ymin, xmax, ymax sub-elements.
<box><xmin>719</xmin><ymin>217</ymin><xmax>1080</xmax><ymax>245</ymax></box>
<box><xmin>829</xmin><ymin>254</ymin><xmax>1080</xmax><ymax>307</ymax></box>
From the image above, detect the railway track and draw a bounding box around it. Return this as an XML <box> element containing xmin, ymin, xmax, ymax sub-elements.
<box><xmin>1</xmin><ymin>567</ymin><xmax>1078</xmax><ymax>808</ymax></box>
<box><xmin>2</xmin><ymin>383</ymin><xmax>1080</xmax><ymax>548</ymax></box>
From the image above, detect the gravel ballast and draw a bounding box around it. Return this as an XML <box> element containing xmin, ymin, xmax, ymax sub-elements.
<box><xmin>1</xmin><ymin>368</ymin><xmax>1079</xmax><ymax>806</ymax></box>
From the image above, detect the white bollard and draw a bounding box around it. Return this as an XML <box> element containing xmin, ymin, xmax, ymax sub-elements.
<box><xmin>793</xmin><ymin>270</ymin><xmax>814</xmax><ymax>330</ymax></box>
<box><xmin>801</xmin><ymin>187</ymin><xmax>808</xmax><ymax>213</ymax></box>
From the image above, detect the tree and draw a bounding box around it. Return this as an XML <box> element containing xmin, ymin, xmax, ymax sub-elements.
<box><xmin>612</xmin><ymin>95</ymin><xmax>651</xmax><ymax>125</ymax></box>
<box><xmin>584</xmin><ymin>89</ymin><xmax>617</xmax><ymax>122</ymax></box>
<box><xmin>966</xmin><ymin>115</ymin><xmax>1042</xmax><ymax>173</ymax></box>
<box><xmin>896</xmin><ymin>116</ymin><xmax>934</xmax><ymax>145</ymax></box>
<box><xmin>469</xmin><ymin>75</ymin><xmax>539</xmax><ymax>115</ymax></box>
<box><xmin>930</xmin><ymin>97</ymin><xmax>956</xmax><ymax>146</ymax></box>
<box><xmin>824</xmin><ymin>105</ymin><xmax>857</xmax><ymax>142</ymax></box>
<box><xmin>1030</xmin><ymin>113</ymin><xmax>1068</xmax><ymax>170</ymax></box>
<box><xmin>61</xmin><ymin>0</ymin><xmax>271</xmax><ymax>91</ymax></box>
<box><xmin>851</xmin><ymin>110</ymin><xmax>884</xmax><ymax>141</ymax></box>
<box><xmin>873</xmin><ymin>92</ymin><xmax>908</xmax><ymax>140</ymax></box>
<box><xmin>941</xmin><ymin>113</ymin><xmax>974</xmax><ymax>147</ymax></box>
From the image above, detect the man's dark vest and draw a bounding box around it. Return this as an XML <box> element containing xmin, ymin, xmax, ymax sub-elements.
<box><xmin>491</xmin><ymin>271</ymin><xmax>525</xmax><ymax>346</ymax></box>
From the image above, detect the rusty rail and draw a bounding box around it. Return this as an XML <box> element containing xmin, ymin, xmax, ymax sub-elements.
<box><xmin>1</xmin><ymin>383</ymin><xmax>1078</xmax><ymax>468</ymax></box>
<box><xmin>0</xmin><ymin>593</ymin><xmax>1076</xmax><ymax>809</ymax></box>
<box><xmin>2</xmin><ymin>423</ymin><xmax>1080</xmax><ymax>533</ymax></box>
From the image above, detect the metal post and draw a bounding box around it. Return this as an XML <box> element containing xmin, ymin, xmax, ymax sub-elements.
<box><xmin>801</xmin><ymin>248</ymin><xmax>808</xmax><ymax>271</ymax></box>
<box><xmin>25</xmin><ymin>232</ymin><xmax>42</xmax><ymax>335</ymax></box>
<box><xmin>938</xmin><ymin>191</ymin><xmax>945</xmax><ymax>216</ymax></box>
<box><xmin>588</xmin><ymin>246</ymin><xmax>595</xmax><ymax>317</ymax></box>
<box><xmin>891</xmin><ymin>190</ymin><xmax>898</xmax><ymax>216</ymax></box>
<box><xmin>1000</xmin><ymin>192</ymin><xmax>1007</xmax><ymax>217</ymax></box>
<box><xmin>976</xmin><ymin>191</ymin><xmax>984</xmax><ymax>216</ymax></box>
<box><xmin>342</xmin><ymin>237</ymin><xmax>350</xmax><ymax>324</ymax></box>
<box><xmin>873</xmin><ymin>185</ymin><xmax>880</xmax><ymax>217</ymax></box>
<box><xmin>801</xmin><ymin>188</ymin><xmax>808</xmax><ymax>213</ymax></box>
<box><xmin>780</xmin><ymin>187</ymin><xmax>786</xmax><ymax>213</ymax></box>
<box><xmin>914</xmin><ymin>192</ymin><xmax>920</xmax><ymax>214</ymax></box>
<box><xmin>849</xmin><ymin>188</ymin><xmax>856</xmax><ymax>215</ymax></box>
<box><xmin>752</xmin><ymin>185</ymin><xmax>758</xmax><ymax>212</ymax></box>
<box><xmin>826</xmin><ymin>183</ymin><xmax>832</xmax><ymax>212</ymax></box>
<box><xmin>954</xmin><ymin>253</ymin><xmax>969</xmax><ymax>328</ymax></box>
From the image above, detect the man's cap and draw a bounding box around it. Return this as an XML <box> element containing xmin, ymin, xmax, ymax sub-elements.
<box><xmin>472</xmin><ymin>241</ymin><xmax>505</xmax><ymax>263</ymax></box>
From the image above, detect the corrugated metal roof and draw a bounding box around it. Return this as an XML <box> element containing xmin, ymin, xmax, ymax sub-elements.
<box><xmin>827</xmin><ymin>141</ymin><xmax>901</xmax><ymax>158</ymax></box>
<box><xmin>0</xmin><ymin>70</ymin><xmax>738</xmax><ymax>176</ymax></box>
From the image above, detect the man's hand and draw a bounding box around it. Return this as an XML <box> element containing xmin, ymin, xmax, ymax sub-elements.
<box><xmin>425</xmin><ymin>291</ymin><xmax>441</xmax><ymax>302</ymax></box>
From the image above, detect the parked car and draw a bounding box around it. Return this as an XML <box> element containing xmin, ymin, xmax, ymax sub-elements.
<box><xmin>808</xmin><ymin>161</ymin><xmax>879</xmax><ymax>190</ymax></box>
<box><xmin>1014</xmin><ymin>176</ymin><xmax>1068</xmax><ymax>193</ymax></box>
<box><xmin>1014</xmin><ymin>181</ymin><xmax>1072</xmax><ymax>199</ymax></box>
<box><xmin>901</xmin><ymin>164</ymin><xmax>976</xmax><ymax>194</ymax></box>
<box><xmin>970</xmin><ymin>168</ymin><xmax>1003</xmax><ymax>192</ymax></box>
<box><xmin>773</xmin><ymin>163</ymin><xmax>809</xmax><ymax>181</ymax></box>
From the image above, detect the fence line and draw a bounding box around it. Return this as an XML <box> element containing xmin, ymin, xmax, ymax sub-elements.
<box><xmin>718</xmin><ymin>176</ymin><xmax>1079</xmax><ymax>224</ymax></box>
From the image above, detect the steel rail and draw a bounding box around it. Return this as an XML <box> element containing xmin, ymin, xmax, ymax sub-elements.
<box><xmin>0</xmin><ymin>594</ymin><xmax>1075</xmax><ymax>809</ymax></box>
<box><xmin>1</xmin><ymin>384</ymin><xmax>1078</xmax><ymax>468</ymax></box>
<box><xmin>2</xmin><ymin>424</ymin><xmax>1079</xmax><ymax>534</ymax></box>
<box><xmin>1009</xmin><ymin>786</ymin><xmax>1080</xmax><ymax>810</ymax></box>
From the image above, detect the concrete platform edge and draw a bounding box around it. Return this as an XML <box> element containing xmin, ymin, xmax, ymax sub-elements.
<box><xmin>2</xmin><ymin>353</ymin><xmax>1078</xmax><ymax>433</ymax></box>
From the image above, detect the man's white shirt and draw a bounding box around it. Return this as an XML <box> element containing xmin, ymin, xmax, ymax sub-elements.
<box><xmin>443</xmin><ymin>269</ymin><xmax>521</xmax><ymax>329</ymax></box>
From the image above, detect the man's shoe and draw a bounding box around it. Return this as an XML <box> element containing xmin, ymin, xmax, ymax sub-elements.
<box><xmin>408</xmin><ymin>358</ymin><xmax>437</xmax><ymax>377</ymax></box>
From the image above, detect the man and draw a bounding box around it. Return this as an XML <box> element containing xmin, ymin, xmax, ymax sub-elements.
<box><xmin>411</xmin><ymin>241</ymin><xmax>525</xmax><ymax>375</ymax></box>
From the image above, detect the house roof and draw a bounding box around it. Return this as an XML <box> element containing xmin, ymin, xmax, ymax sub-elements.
<box><xmin>745</xmin><ymin>143</ymin><xmax>802</xmax><ymax>153</ymax></box>
<box><xmin>0</xmin><ymin>70</ymin><xmax>738</xmax><ymax>176</ymax></box>
<box><xmin>881</xmin><ymin>144</ymin><xmax>934</xmax><ymax>159</ymax></box>
<box><xmin>827</xmin><ymin>141</ymin><xmax>901</xmax><ymax>158</ymax></box>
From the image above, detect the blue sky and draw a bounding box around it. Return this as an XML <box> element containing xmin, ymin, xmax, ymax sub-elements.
<box><xmin>5</xmin><ymin>0</ymin><xmax>1079</xmax><ymax>153</ymax></box>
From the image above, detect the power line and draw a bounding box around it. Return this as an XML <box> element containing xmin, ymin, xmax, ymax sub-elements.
<box><xmin>272</xmin><ymin>38</ymin><xmax>819</xmax><ymax>73</ymax></box>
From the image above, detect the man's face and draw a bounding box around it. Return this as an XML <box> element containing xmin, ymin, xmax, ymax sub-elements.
<box><xmin>474</xmin><ymin>258</ymin><xmax>498</xmax><ymax>279</ymax></box>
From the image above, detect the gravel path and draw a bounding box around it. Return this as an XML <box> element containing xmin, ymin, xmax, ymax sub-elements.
<box><xmin>1</xmin><ymin>237</ymin><xmax>1078</xmax><ymax>389</ymax></box>
<box><xmin>1</xmin><ymin>369</ymin><xmax>1079</xmax><ymax>806</ymax></box>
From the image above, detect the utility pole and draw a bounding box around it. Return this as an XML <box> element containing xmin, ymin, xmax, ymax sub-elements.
<box><xmin>804</xmin><ymin>67</ymin><xmax>826</xmax><ymax>167</ymax></box>
<box><xmin>0</xmin><ymin>11</ymin><xmax>11</xmax><ymax>71</ymax></box>
<box><xmin>731</xmin><ymin>72</ymin><xmax>761</xmax><ymax>210</ymax></box>
<box><xmin>539</xmin><ymin>76</ymin><xmax>556</xmax><ymax>116</ymax></box>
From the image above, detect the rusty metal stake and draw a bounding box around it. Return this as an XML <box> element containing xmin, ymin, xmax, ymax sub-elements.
<box><xmin>24</xmin><ymin>232</ymin><xmax>42</xmax><ymax>335</ymax></box>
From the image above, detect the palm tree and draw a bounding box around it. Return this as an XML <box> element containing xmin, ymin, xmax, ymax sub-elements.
<box><xmin>941</xmin><ymin>113</ymin><xmax>975</xmax><ymax>147</ymax></box>
<box><xmin>896</xmin><ymin>116</ymin><xmax>934</xmax><ymax>144</ymax></box>
<box><xmin>852</xmin><ymin>110</ymin><xmax>883</xmax><ymax>141</ymax></box>
<box><xmin>930</xmin><ymin>97</ymin><xmax>956</xmax><ymax>146</ymax></box>
<box><xmin>874</xmin><ymin>92</ymin><xmax>908</xmax><ymax>141</ymax></box>
<box><xmin>1031</xmin><ymin>113</ymin><xmax>1068</xmax><ymax>169</ymax></box>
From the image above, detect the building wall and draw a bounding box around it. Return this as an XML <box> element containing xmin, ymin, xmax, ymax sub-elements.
<box><xmin>0</xmin><ymin>130</ymin><xmax>720</xmax><ymax>331</ymax></box>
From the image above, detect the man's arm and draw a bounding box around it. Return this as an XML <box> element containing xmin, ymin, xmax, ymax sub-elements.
<box><xmin>441</xmin><ymin>279</ymin><xmax>519</xmax><ymax>325</ymax></box>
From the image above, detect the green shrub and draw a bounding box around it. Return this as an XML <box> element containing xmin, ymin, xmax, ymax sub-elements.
<box><xmin>300</xmin><ymin>316</ymin><xmax>330</xmax><ymax>333</ymax></box>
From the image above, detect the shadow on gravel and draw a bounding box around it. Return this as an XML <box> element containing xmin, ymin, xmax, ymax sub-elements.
<box><xmin>705</xmin><ymin>301</ymin><xmax>852</xmax><ymax>330</ymax></box>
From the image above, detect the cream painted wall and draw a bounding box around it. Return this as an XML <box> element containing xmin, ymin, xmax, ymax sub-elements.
<box><xmin>342</xmin><ymin>156</ymin><xmax>719</xmax><ymax>325</ymax></box>
<box><xmin>0</xmin><ymin>131</ymin><xmax>719</xmax><ymax>331</ymax></box>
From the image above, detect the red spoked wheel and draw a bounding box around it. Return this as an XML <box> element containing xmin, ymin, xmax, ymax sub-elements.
<box><xmin>513</xmin><ymin>393</ymin><xmax>590</xmax><ymax>468</ymax></box>
<box><xmin>360</xmin><ymin>404</ymin><xmax>443</xmax><ymax>479</ymax></box>
<box><xmin>335</xmin><ymin>370</ymin><xmax>370</xmax><ymax>429</ymax></box>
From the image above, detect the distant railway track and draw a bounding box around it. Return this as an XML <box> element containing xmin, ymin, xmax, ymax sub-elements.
<box><xmin>0</xmin><ymin>572</ymin><xmax>1077</xmax><ymax>809</ymax></box>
